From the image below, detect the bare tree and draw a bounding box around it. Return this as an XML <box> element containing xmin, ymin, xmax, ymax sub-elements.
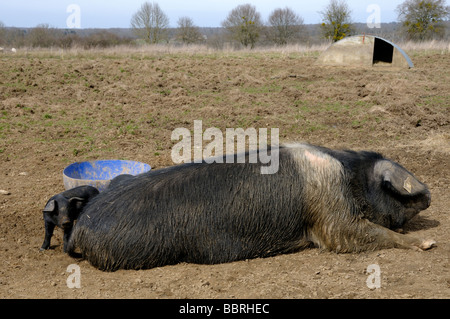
<box><xmin>222</xmin><ymin>4</ymin><xmax>262</xmax><ymax>49</ymax></box>
<box><xmin>267</xmin><ymin>7</ymin><xmax>305</xmax><ymax>45</ymax></box>
<box><xmin>319</xmin><ymin>0</ymin><xmax>353</xmax><ymax>42</ymax></box>
<box><xmin>131</xmin><ymin>2</ymin><xmax>170</xmax><ymax>44</ymax></box>
<box><xmin>397</xmin><ymin>0</ymin><xmax>450</xmax><ymax>40</ymax></box>
<box><xmin>26</xmin><ymin>24</ymin><xmax>61</xmax><ymax>48</ymax></box>
<box><xmin>176</xmin><ymin>17</ymin><xmax>203</xmax><ymax>44</ymax></box>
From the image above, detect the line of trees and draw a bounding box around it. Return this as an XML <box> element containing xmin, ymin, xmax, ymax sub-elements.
<box><xmin>128</xmin><ymin>2</ymin><xmax>310</xmax><ymax>48</ymax></box>
<box><xmin>0</xmin><ymin>0</ymin><xmax>448</xmax><ymax>49</ymax></box>
<box><xmin>129</xmin><ymin>0</ymin><xmax>449</xmax><ymax>47</ymax></box>
<box><xmin>0</xmin><ymin>23</ymin><xmax>132</xmax><ymax>49</ymax></box>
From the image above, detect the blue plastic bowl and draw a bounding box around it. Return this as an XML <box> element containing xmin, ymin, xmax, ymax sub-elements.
<box><xmin>63</xmin><ymin>160</ymin><xmax>151</xmax><ymax>192</ymax></box>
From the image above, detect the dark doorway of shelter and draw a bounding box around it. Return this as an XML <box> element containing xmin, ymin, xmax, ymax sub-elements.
<box><xmin>373</xmin><ymin>38</ymin><xmax>394</xmax><ymax>65</ymax></box>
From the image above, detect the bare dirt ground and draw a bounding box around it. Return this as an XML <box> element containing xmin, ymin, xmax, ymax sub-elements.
<box><xmin>0</xmin><ymin>47</ymin><xmax>448</xmax><ymax>299</ymax></box>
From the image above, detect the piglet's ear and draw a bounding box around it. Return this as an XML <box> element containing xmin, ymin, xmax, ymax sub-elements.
<box><xmin>374</xmin><ymin>160</ymin><xmax>426</xmax><ymax>196</ymax></box>
<box><xmin>43</xmin><ymin>200</ymin><xmax>56</xmax><ymax>212</ymax></box>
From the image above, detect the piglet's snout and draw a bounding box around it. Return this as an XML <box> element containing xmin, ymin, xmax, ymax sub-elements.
<box><xmin>426</xmin><ymin>192</ymin><xmax>431</xmax><ymax>207</ymax></box>
<box><xmin>60</xmin><ymin>217</ymin><xmax>72</xmax><ymax>228</ymax></box>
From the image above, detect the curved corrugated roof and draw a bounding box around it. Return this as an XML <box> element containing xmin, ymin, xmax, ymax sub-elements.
<box><xmin>372</xmin><ymin>35</ymin><xmax>414</xmax><ymax>68</ymax></box>
<box><xmin>317</xmin><ymin>35</ymin><xmax>414</xmax><ymax>68</ymax></box>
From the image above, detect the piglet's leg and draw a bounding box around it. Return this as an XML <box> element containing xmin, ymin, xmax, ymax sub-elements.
<box><xmin>40</xmin><ymin>221</ymin><xmax>55</xmax><ymax>251</ymax></box>
<box><xmin>310</xmin><ymin>218</ymin><xmax>436</xmax><ymax>253</ymax></box>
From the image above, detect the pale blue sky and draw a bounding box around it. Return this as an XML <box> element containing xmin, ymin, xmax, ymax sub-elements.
<box><xmin>1</xmin><ymin>0</ymin><xmax>406</xmax><ymax>28</ymax></box>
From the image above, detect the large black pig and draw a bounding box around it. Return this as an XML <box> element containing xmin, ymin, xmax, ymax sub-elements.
<box><xmin>41</xmin><ymin>185</ymin><xmax>99</xmax><ymax>252</ymax></box>
<box><xmin>68</xmin><ymin>143</ymin><xmax>435</xmax><ymax>271</ymax></box>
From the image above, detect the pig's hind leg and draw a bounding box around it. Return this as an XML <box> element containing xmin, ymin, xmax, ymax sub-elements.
<box><xmin>309</xmin><ymin>218</ymin><xmax>436</xmax><ymax>253</ymax></box>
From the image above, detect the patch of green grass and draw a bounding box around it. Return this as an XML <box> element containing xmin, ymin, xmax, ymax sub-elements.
<box><xmin>3</xmin><ymin>81</ymin><xmax>28</xmax><ymax>93</ymax></box>
<box><xmin>419</xmin><ymin>95</ymin><xmax>449</xmax><ymax>108</ymax></box>
<box><xmin>0</xmin><ymin>122</ymin><xmax>10</xmax><ymax>133</ymax></box>
<box><xmin>158</xmin><ymin>89</ymin><xmax>171</xmax><ymax>96</ymax></box>
<box><xmin>122</xmin><ymin>123</ymin><xmax>139</xmax><ymax>135</ymax></box>
<box><xmin>240</xmin><ymin>84</ymin><xmax>282</xmax><ymax>94</ymax></box>
<box><xmin>306</xmin><ymin>123</ymin><xmax>328</xmax><ymax>132</ymax></box>
<box><xmin>324</xmin><ymin>101</ymin><xmax>350</xmax><ymax>112</ymax></box>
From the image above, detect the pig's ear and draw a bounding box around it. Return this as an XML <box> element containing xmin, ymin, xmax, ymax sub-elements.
<box><xmin>43</xmin><ymin>200</ymin><xmax>56</xmax><ymax>212</ymax></box>
<box><xmin>68</xmin><ymin>197</ymin><xmax>85</xmax><ymax>210</ymax></box>
<box><xmin>374</xmin><ymin>160</ymin><xmax>426</xmax><ymax>196</ymax></box>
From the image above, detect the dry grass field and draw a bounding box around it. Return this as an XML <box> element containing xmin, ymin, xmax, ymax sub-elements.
<box><xmin>0</xmin><ymin>43</ymin><xmax>448</xmax><ymax>299</ymax></box>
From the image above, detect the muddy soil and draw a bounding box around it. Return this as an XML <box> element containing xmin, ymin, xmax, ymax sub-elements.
<box><xmin>0</xmin><ymin>49</ymin><xmax>448</xmax><ymax>299</ymax></box>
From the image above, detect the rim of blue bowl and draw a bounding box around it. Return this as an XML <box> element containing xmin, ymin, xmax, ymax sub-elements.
<box><xmin>63</xmin><ymin>159</ymin><xmax>151</xmax><ymax>181</ymax></box>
